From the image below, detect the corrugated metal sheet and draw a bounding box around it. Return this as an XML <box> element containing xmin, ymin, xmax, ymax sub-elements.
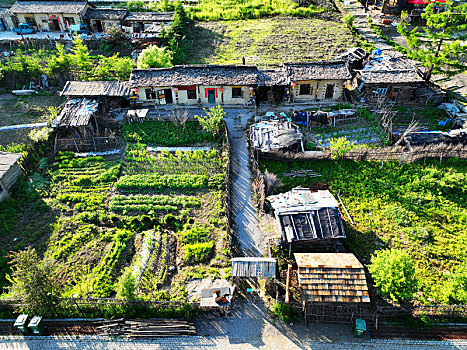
<box><xmin>294</xmin><ymin>253</ymin><xmax>370</xmax><ymax>303</ymax></box>
<box><xmin>231</xmin><ymin>258</ymin><xmax>276</xmax><ymax>278</ymax></box>
<box><xmin>0</xmin><ymin>152</ymin><xmax>22</xmax><ymax>179</ymax></box>
<box><xmin>61</xmin><ymin>81</ymin><xmax>130</xmax><ymax>97</ymax></box>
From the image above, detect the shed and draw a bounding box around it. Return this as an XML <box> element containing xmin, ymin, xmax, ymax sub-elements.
<box><xmin>267</xmin><ymin>188</ymin><xmax>346</xmax><ymax>244</ymax></box>
<box><xmin>250</xmin><ymin>120</ymin><xmax>304</xmax><ymax>153</ymax></box>
<box><xmin>231</xmin><ymin>257</ymin><xmax>277</xmax><ymax>278</ymax></box>
<box><xmin>0</xmin><ymin>152</ymin><xmax>23</xmax><ymax>202</ymax></box>
<box><xmin>61</xmin><ymin>81</ymin><xmax>130</xmax><ymax>98</ymax></box>
<box><xmin>294</xmin><ymin>253</ymin><xmax>370</xmax><ymax>303</ymax></box>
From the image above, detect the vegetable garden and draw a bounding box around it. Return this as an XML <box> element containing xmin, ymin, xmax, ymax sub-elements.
<box><xmin>260</xmin><ymin>158</ymin><xmax>467</xmax><ymax>305</ymax></box>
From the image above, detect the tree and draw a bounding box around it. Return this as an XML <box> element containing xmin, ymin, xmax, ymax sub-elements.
<box><xmin>194</xmin><ymin>105</ymin><xmax>226</xmax><ymax>140</ymax></box>
<box><xmin>68</xmin><ymin>36</ymin><xmax>93</xmax><ymax>80</ymax></box>
<box><xmin>329</xmin><ymin>136</ymin><xmax>355</xmax><ymax>160</ymax></box>
<box><xmin>397</xmin><ymin>0</ymin><xmax>467</xmax><ymax>82</ymax></box>
<box><xmin>7</xmin><ymin>248</ymin><xmax>61</xmax><ymax>316</ymax></box>
<box><xmin>136</xmin><ymin>45</ymin><xmax>172</xmax><ymax>69</ymax></box>
<box><xmin>116</xmin><ymin>267</ymin><xmax>136</xmax><ymax>300</ymax></box>
<box><xmin>94</xmin><ymin>54</ymin><xmax>134</xmax><ymax>80</ymax></box>
<box><xmin>368</xmin><ymin>248</ymin><xmax>418</xmax><ymax>303</ymax></box>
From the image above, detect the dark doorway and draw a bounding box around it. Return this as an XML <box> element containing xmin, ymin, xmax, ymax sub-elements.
<box><xmin>95</xmin><ymin>20</ymin><xmax>103</xmax><ymax>32</ymax></box>
<box><xmin>164</xmin><ymin>89</ymin><xmax>173</xmax><ymax>104</ymax></box>
<box><xmin>325</xmin><ymin>84</ymin><xmax>335</xmax><ymax>99</ymax></box>
<box><xmin>51</xmin><ymin>19</ymin><xmax>60</xmax><ymax>31</ymax></box>
<box><xmin>207</xmin><ymin>89</ymin><xmax>216</xmax><ymax>103</ymax></box>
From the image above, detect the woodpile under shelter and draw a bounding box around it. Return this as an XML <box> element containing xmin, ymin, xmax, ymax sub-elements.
<box><xmin>285</xmin><ymin>61</ymin><xmax>352</xmax><ymax>103</ymax></box>
<box><xmin>10</xmin><ymin>1</ymin><xmax>89</xmax><ymax>32</ymax></box>
<box><xmin>354</xmin><ymin>55</ymin><xmax>424</xmax><ymax>103</ymax></box>
<box><xmin>267</xmin><ymin>188</ymin><xmax>346</xmax><ymax>245</ymax></box>
<box><xmin>294</xmin><ymin>253</ymin><xmax>370</xmax><ymax>303</ymax></box>
<box><xmin>0</xmin><ymin>152</ymin><xmax>22</xmax><ymax>202</ymax></box>
<box><xmin>250</xmin><ymin>120</ymin><xmax>304</xmax><ymax>153</ymax></box>
<box><xmin>231</xmin><ymin>258</ymin><xmax>277</xmax><ymax>278</ymax></box>
<box><xmin>129</xmin><ymin>65</ymin><xmax>259</xmax><ymax>106</ymax></box>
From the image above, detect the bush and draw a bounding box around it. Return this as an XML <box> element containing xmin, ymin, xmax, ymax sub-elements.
<box><xmin>368</xmin><ymin>249</ymin><xmax>418</xmax><ymax>303</ymax></box>
<box><xmin>137</xmin><ymin>45</ymin><xmax>172</xmax><ymax>69</ymax></box>
<box><xmin>272</xmin><ymin>302</ymin><xmax>299</xmax><ymax>322</ymax></box>
<box><xmin>116</xmin><ymin>267</ymin><xmax>136</xmax><ymax>300</ymax></box>
<box><xmin>183</xmin><ymin>241</ymin><xmax>214</xmax><ymax>263</ymax></box>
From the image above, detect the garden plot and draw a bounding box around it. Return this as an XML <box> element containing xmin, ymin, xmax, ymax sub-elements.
<box><xmin>261</xmin><ymin>158</ymin><xmax>467</xmax><ymax>305</ymax></box>
<box><xmin>183</xmin><ymin>17</ymin><xmax>356</xmax><ymax>67</ymax></box>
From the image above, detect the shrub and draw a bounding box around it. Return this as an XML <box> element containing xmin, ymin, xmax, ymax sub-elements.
<box><xmin>183</xmin><ymin>241</ymin><xmax>214</xmax><ymax>263</ymax></box>
<box><xmin>329</xmin><ymin>136</ymin><xmax>355</xmax><ymax>159</ymax></box>
<box><xmin>116</xmin><ymin>267</ymin><xmax>136</xmax><ymax>300</ymax></box>
<box><xmin>137</xmin><ymin>45</ymin><xmax>172</xmax><ymax>69</ymax></box>
<box><xmin>368</xmin><ymin>248</ymin><xmax>418</xmax><ymax>303</ymax></box>
<box><xmin>272</xmin><ymin>302</ymin><xmax>299</xmax><ymax>322</ymax></box>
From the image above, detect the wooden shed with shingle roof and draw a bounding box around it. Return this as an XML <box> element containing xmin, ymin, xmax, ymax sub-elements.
<box><xmin>294</xmin><ymin>253</ymin><xmax>370</xmax><ymax>304</ymax></box>
<box><xmin>0</xmin><ymin>152</ymin><xmax>23</xmax><ymax>202</ymax></box>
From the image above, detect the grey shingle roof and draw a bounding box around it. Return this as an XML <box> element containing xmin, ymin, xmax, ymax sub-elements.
<box><xmin>0</xmin><ymin>152</ymin><xmax>22</xmax><ymax>179</ymax></box>
<box><xmin>125</xmin><ymin>11</ymin><xmax>174</xmax><ymax>22</ymax></box>
<box><xmin>360</xmin><ymin>70</ymin><xmax>423</xmax><ymax>84</ymax></box>
<box><xmin>83</xmin><ymin>8</ymin><xmax>128</xmax><ymax>20</ymax></box>
<box><xmin>129</xmin><ymin>65</ymin><xmax>259</xmax><ymax>87</ymax></box>
<box><xmin>284</xmin><ymin>61</ymin><xmax>352</xmax><ymax>81</ymax></box>
<box><xmin>61</xmin><ymin>81</ymin><xmax>130</xmax><ymax>97</ymax></box>
<box><xmin>11</xmin><ymin>1</ymin><xmax>88</xmax><ymax>14</ymax></box>
<box><xmin>257</xmin><ymin>69</ymin><xmax>288</xmax><ymax>86</ymax></box>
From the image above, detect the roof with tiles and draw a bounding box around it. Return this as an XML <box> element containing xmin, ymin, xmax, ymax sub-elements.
<box><xmin>129</xmin><ymin>65</ymin><xmax>260</xmax><ymax>88</ymax></box>
<box><xmin>61</xmin><ymin>81</ymin><xmax>130</xmax><ymax>97</ymax></box>
<box><xmin>83</xmin><ymin>8</ymin><xmax>129</xmax><ymax>20</ymax></box>
<box><xmin>11</xmin><ymin>1</ymin><xmax>88</xmax><ymax>14</ymax></box>
<box><xmin>294</xmin><ymin>253</ymin><xmax>370</xmax><ymax>303</ymax></box>
<box><xmin>284</xmin><ymin>61</ymin><xmax>352</xmax><ymax>81</ymax></box>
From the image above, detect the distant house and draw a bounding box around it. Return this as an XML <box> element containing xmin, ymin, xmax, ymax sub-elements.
<box><xmin>124</xmin><ymin>11</ymin><xmax>173</xmax><ymax>34</ymax></box>
<box><xmin>267</xmin><ymin>188</ymin><xmax>346</xmax><ymax>246</ymax></box>
<box><xmin>10</xmin><ymin>0</ymin><xmax>90</xmax><ymax>32</ymax></box>
<box><xmin>83</xmin><ymin>8</ymin><xmax>128</xmax><ymax>32</ymax></box>
<box><xmin>354</xmin><ymin>56</ymin><xmax>424</xmax><ymax>103</ymax></box>
<box><xmin>128</xmin><ymin>65</ymin><xmax>259</xmax><ymax>106</ymax></box>
<box><xmin>284</xmin><ymin>61</ymin><xmax>352</xmax><ymax>103</ymax></box>
<box><xmin>0</xmin><ymin>152</ymin><xmax>22</xmax><ymax>202</ymax></box>
<box><xmin>294</xmin><ymin>253</ymin><xmax>370</xmax><ymax>303</ymax></box>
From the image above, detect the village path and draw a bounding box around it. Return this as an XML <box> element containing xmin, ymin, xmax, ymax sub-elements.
<box><xmin>223</xmin><ymin>109</ymin><xmax>269</xmax><ymax>257</ymax></box>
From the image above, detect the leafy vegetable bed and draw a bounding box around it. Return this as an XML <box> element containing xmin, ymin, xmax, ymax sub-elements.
<box><xmin>115</xmin><ymin>174</ymin><xmax>224</xmax><ymax>191</ymax></box>
<box><xmin>109</xmin><ymin>194</ymin><xmax>201</xmax><ymax>212</ymax></box>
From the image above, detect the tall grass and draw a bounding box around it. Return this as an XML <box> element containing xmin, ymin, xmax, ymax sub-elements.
<box><xmin>189</xmin><ymin>0</ymin><xmax>327</xmax><ymax>21</ymax></box>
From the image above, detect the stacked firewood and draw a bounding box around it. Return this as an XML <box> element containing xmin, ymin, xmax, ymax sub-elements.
<box><xmin>95</xmin><ymin>319</ymin><xmax>196</xmax><ymax>337</ymax></box>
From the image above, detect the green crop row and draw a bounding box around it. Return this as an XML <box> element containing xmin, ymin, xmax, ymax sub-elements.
<box><xmin>110</xmin><ymin>194</ymin><xmax>201</xmax><ymax>212</ymax></box>
<box><xmin>115</xmin><ymin>174</ymin><xmax>224</xmax><ymax>191</ymax></box>
<box><xmin>122</xmin><ymin>121</ymin><xmax>212</xmax><ymax>146</ymax></box>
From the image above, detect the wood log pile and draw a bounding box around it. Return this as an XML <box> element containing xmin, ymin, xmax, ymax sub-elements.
<box><xmin>95</xmin><ymin>319</ymin><xmax>196</xmax><ymax>338</ymax></box>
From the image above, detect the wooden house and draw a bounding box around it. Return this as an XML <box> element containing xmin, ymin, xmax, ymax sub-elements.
<box><xmin>294</xmin><ymin>253</ymin><xmax>370</xmax><ymax>303</ymax></box>
<box><xmin>10</xmin><ymin>0</ymin><xmax>90</xmax><ymax>32</ymax></box>
<box><xmin>129</xmin><ymin>65</ymin><xmax>259</xmax><ymax>106</ymax></box>
<box><xmin>284</xmin><ymin>61</ymin><xmax>352</xmax><ymax>103</ymax></box>
<box><xmin>354</xmin><ymin>56</ymin><xmax>424</xmax><ymax>103</ymax></box>
<box><xmin>0</xmin><ymin>152</ymin><xmax>23</xmax><ymax>202</ymax></box>
<box><xmin>267</xmin><ymin>188</ymin><xmax>346</xmax><ymax>246</ymax></box>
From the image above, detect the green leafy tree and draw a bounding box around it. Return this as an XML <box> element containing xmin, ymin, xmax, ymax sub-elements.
<box><xmin>329</xmin><ymin>136</ymin><xmax>355</xmax><ymax>160</ymax></box>
<box><xmin>194</xmin><ymin>105</ymin><xmax>226</xmax><ymax>139</ymax></box>
<box><xmin>69</xmin><ymin>36</ymin><xmax>93</xmax><ymax>80</ymax></box>
<box><xmin>397</xmin><ymin>0</ymin><xmax>467</xmax><ymax>82</ymax></box>
<box><xmin>94</xmin><ymin>55</ymin><xmax>134</xmax><ymax>80</ymax></box>
<box><xmin>7</xmin><ymin>248</ymin><xmax>61</xmax><ymax>316</ymax></box>
<box><xmin>116</xmin><ymin>267</ymin><xmax>136</xmax><ymax>300</ymax></box>
<box><xmin>368</xmin><ymin>248</ymin><xmax>418</xmax><ymax>303</ymax></box>
<box><xmin>137</xmin><ymin>45</ymin><xmax>172</xmax><ymax>69</ymax></box>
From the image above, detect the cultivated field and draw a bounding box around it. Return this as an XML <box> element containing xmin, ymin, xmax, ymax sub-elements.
<box><xmin>184</xmin><ymin>17</ymin><xmax>356</xmax><ymax>67</ymax></box>
<box><xmin>0</xmin><ymin>121</ymin><xmax>230</xmax><ymax>301</ymax></box>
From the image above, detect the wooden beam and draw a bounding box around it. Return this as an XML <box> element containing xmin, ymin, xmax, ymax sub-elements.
<box><xmin>285</xmin><ymin>264</ymin><xmax>292</xmax><ymax>304</ymax></box>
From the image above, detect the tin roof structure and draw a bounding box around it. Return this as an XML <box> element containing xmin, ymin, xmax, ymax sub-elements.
<box><xmin>61</xmin><ymin>81</ymin><xmax>130</xmax><ymax>97</ymax></box>
<box><xmin>250</xmin><ymin>120</ymin><xmax>304</xmax><ymax>152</ymax></box>
<box><xmin>231</xmin><ymin>257</ymin><xmax>277</xmax><ymax>278</ymax></box>
<box><xmin>53</xmin><ymin>98</ymin><xmax>99</xmax><ymax>128</ymax></box>
<box><xmin>294</xmin><ymin>253</ymin><xmax>370</xmax><ymax>303</ymax></box>
<box><xmin>267</xmin><ymin>188</ymin><xmax>345</xmax><ymax>243</ymax></box>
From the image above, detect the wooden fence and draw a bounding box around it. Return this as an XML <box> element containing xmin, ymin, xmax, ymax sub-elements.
<box><xmin>54</xmin><ymin>136</ymin><xmax>119</xmax><ymax>153</ymax></box>
<box><xmin>223</xmin><ymin>120</ymin><xmax>234</xmax><ymax>249</ymax></box>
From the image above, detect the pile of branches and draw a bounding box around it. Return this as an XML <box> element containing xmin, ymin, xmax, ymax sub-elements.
<box><xmin>95</xmin><ymin>319</ymin><xmax>196</xmax><ymax>338</ymax></box>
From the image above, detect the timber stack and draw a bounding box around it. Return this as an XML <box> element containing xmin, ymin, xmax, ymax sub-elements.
<box><xmin>95</xmin><ymin>319</ymin><xmax>196</xmax><ymax>337</ymax></box>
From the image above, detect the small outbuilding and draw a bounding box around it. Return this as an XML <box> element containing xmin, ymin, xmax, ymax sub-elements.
<box><xmin>61</xmin><ymin>80</ymin><xmax>130</xmax><ymax>98</ymax></box>
<box><xmin>231</xmin><ymin>257</ymin><xmax>277</xmax><ymax>278</ymax></box>
<box><xmin>267</xmin><ymin>188</ymin><xmax>346</xmax><ymax>245</ymax></box>
<box><xmin>294</xmin><ymin>253</ymin><xmax>370</xmax><ymax>303</ymax></box>
<box><xmin>0</xmin><ymin>152</ymin><xmax>23</xmax><ymax>202</ymax></box>
<box><xmin>83</xmin><ymin>8</ymin><xmax>128</xmax><ymax>32</ymax></box>
<box><xmin>250</xmin><ymin>120</ymin><xmax>304</xmax><ymax>153</ymax></box>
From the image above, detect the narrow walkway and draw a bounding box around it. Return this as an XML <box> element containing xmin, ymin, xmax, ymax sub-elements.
<box><xmin>224</xmin><ymin>111</ymin><xmax>268</xmax><ymax>257</ymax></box>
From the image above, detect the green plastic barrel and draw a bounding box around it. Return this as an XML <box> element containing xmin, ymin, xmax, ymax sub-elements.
<box><xmin>28</xmin><ymin>316</ymin><xmax>45</xmax><ymax>335</ymax></box>
<box><xmin>14</xmin><ymin>314</ymin><xmax>29</xmax><ymax>335</ymax></box>
<box><xmin>353</xmin><ymin>318</ymin><xmax>366</xmax><ymax>337</ymax></box>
